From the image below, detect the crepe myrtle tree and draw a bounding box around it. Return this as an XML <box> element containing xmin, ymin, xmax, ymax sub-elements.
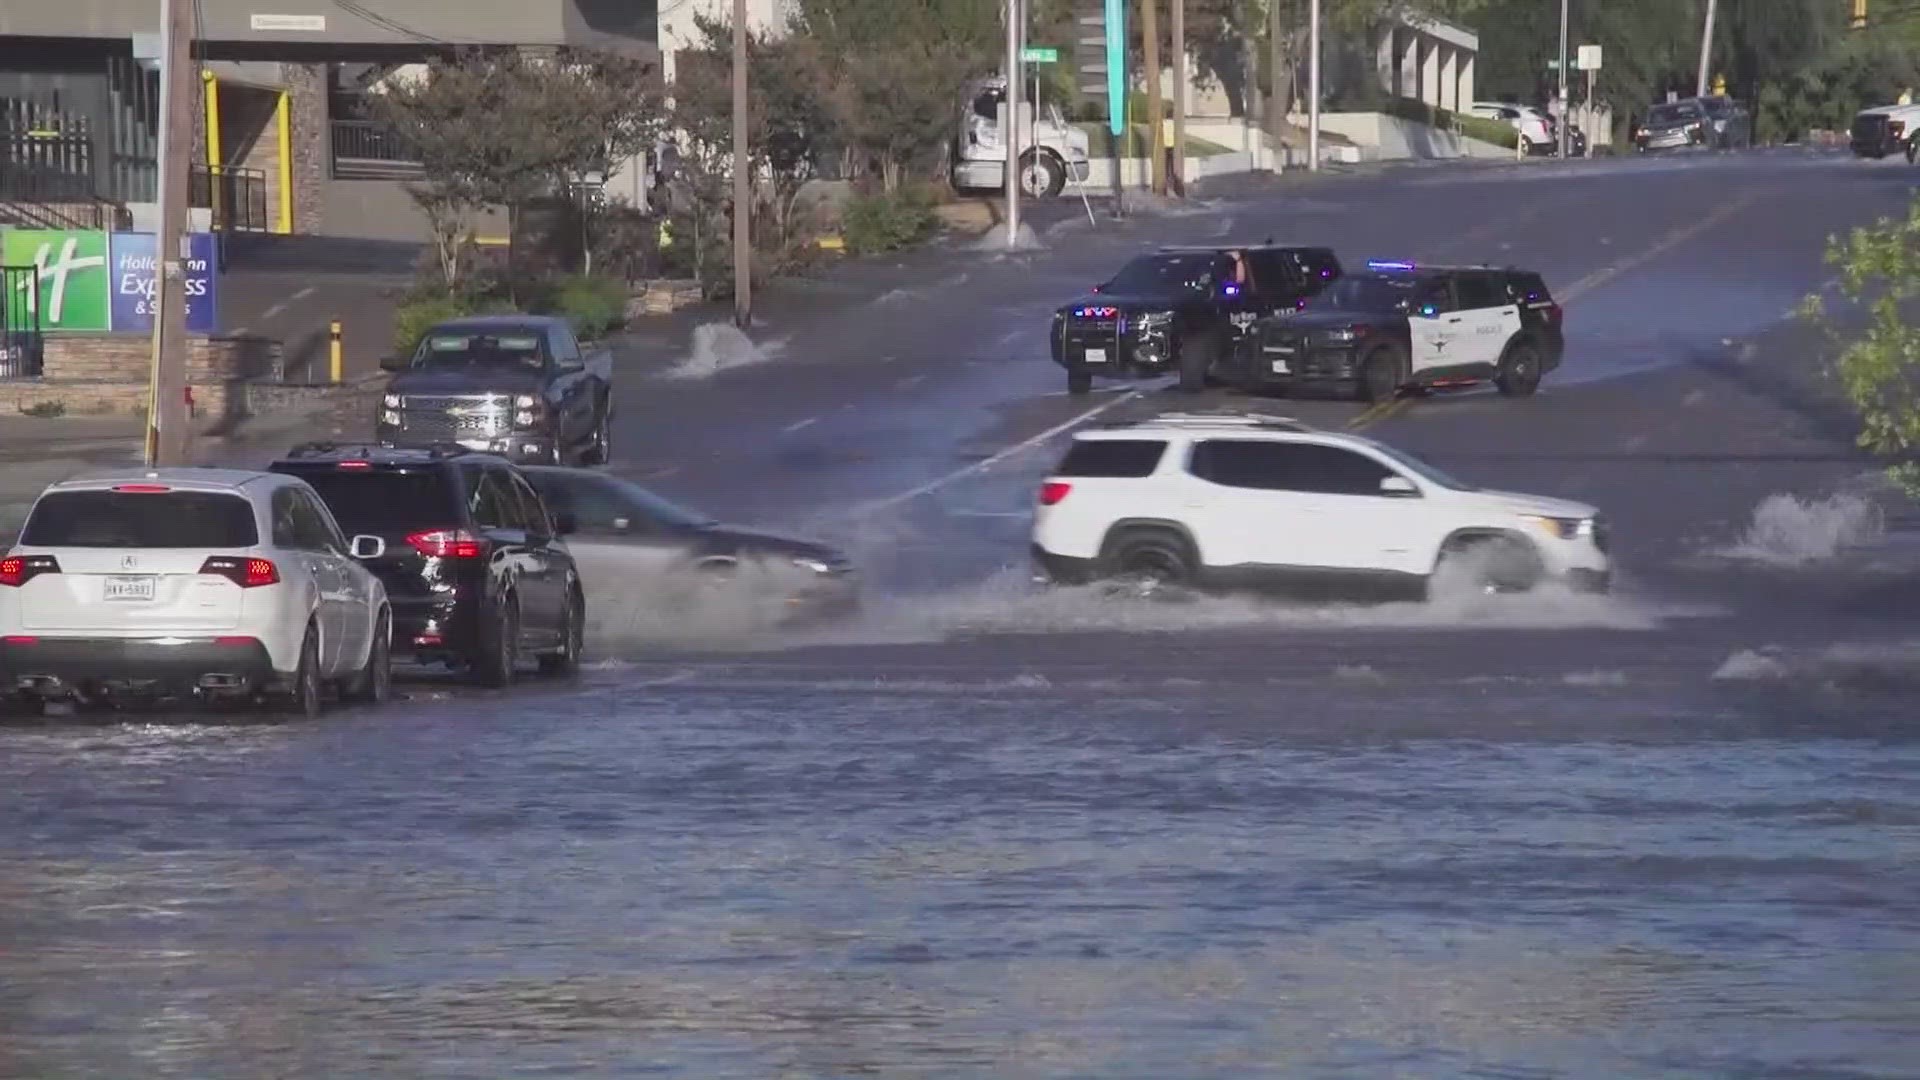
<box><xmin>370</xmin><ymin>48</ymin><xmax>664</xmax><ymax>290</ymax></box>
<box><xmin>1805</xmin><ymin>195</ymin><xmax>1920</xmax><ymax>497</ymax></box>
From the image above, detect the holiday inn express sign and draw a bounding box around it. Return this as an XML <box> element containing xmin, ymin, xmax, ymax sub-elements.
<box><xmin>1</xmin><ymin>229</ymin><xmax>218</xmax><ymax>334</ymax></box>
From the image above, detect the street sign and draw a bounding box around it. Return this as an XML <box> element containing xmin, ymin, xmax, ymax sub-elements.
<box><xmin>1576</xmin><ymin>44</ymin><xmax>1603</xmax><ymax>71</ymax></box>
<box><xmin>1022</xmin><ymin>47</ymin><xmax>1058</xmax><ymax>64</ymax></box>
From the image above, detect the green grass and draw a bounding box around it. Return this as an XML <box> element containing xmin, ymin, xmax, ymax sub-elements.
<box><xmin>1073</xmin><ymin>122</ymin><xmax>1235</xmax><ymax>157</ymax></box>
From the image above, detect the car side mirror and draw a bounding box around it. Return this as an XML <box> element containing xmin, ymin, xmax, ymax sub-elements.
<box><xmin>552</xmin><ymin>511</ymin><xmax>578</xmax><ymax>536</ymax></box>
<box><xmin>378</xmin><ymin>354</ymin><xmax>407</xmax><ymax>372</ymax></box>
<box><xmin>350</xmin><ymin>534</ymin><xmax>386</xmax><ymax>559</ymax></box>
<box><xmin>1379</xmin><ymin>476</ymin><xmax>1419</xmax><ymax>498</ymax></box>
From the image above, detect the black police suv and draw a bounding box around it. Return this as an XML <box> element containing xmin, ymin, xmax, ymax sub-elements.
<box><xmin>1234</xmin><ymin>260</ymin><xmax>1564</xmax><ymax>403</ymax></box>
<box><xmin>269</xmin><ymin>443</ymin><xmax>585</xmax><ymax>685</ymax></box>
<box><xmin>1050</xmin><ymin>244</ymin><xmax>1342</xmax><ymax>395</ymax></box>
<box><xmin>520</xmin><ymin>466</ymin><xmax>859</xmax><ymax>625</ymax></box>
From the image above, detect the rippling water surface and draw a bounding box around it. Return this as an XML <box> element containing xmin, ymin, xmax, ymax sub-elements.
<box><xmin>2</xmin><ymin>662</ymin><xmax>1916</xmax><ymax>1078</ymax></box>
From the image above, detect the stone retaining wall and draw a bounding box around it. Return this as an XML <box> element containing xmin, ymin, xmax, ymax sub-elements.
<box><xmin>42</xmin><ymin>335</ymin><xmax>284</xmax><ymax>384</ymax></box>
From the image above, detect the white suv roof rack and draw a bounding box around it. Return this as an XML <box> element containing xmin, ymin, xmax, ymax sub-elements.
<box><xmin>1101</xmin><ymin>411</ymin><xmax>1314</xmax><ymax>432</ymax></box>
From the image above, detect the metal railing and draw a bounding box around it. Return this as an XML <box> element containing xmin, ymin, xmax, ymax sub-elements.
<box><xmin>1</xmin><ymin>266</ymin><xmax>45</xmax><ymax>380</ymax></box>
<box><xmin>0</xmin><ymin>128</ymin><xmax>96</xmax><ymax>201</ymax></box>
<box><xmin>329</xmin><ymin>119</ymin><xmax>422</xmax><ymax>179</ymax></box>
<box><xmin>191</xmin><ymin>164</ymin><xmax>270</xmax><ymax>233</ymax></box>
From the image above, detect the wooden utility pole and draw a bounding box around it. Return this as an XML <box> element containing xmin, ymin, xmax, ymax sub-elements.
<box><xmin>731</xmin><ymin>0</ymin><xmax>751</xmax><ymax>327</ymax></box>
<box><xmin>1170</xmin><ymin>0</ymin><xmax>1186</xmax><ymax>195</ymax></box>
<box><xmin>1268</xmin><ymin>0</ymin><xmax>1284</xmax><ymax>164</ymax></box>
<box><xmin>147</xmin><ymin>0</ymin><xmax>195</xmax><ymax>466</ymax></box>
<box><xmin>1142</xmin><ymin>0</ymin><xmax>1164</xmax><ymax>195</ymax></box>
<box><xmin>1694</xmin><ymin>0</ymin><xmax>1717</xmax><ymax>98</ymax></box>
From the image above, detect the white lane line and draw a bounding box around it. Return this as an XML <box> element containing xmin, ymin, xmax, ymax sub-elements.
<box><xmin>897</xmin><ymin>373</ymin><xmax>926</xmax><ymax>388</ymax></box>
<box><xmin>261</xmin><ymin>301</ymin><xmax>289</xmax><ymax>320</ymax></box>
<box><xmin>293</xmin><ymin>286</ymin><xmax>315</xmax><ymax>300</ymax></box>
<box><xmin>862</xmin><ymin>389</ymin><xmax>1143</xmax><ymax>513</ymax></box>
<box><xmin>1558</xmin><ymin>188</ymin><xmax>1766</xmax><ymax>304</ymax></box>
<box><xmin>782</xmin><ymin>416</ymin><xmax>820</xmax><ymax>434</ymax></box>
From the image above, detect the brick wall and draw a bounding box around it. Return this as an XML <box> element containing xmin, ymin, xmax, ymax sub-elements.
<box><xmin>282</xmin><ymin>62</ymin><xmax>329</xmax><ymax>235</ymax></box>
<box><xmin>43</xmin><ymin>335</ymin><xmax>285</xmax><ymax>383</ymax></box>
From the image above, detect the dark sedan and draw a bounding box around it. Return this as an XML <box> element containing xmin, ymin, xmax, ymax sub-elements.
<box><xmin>521</xmin><ymin>467</ymin><xmax>859</xmax><ymax>626</ymax></box>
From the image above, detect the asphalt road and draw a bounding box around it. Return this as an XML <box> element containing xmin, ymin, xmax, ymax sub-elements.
<box><xmin>5</xmin><ymin>148</ymin><xmax>1919</xmax><ymax>1078</ymax></box>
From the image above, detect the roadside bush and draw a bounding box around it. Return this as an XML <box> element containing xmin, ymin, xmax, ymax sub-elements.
<box><xmin>1379</xmin><ymin>97</ymin><xmax>1519</xmax><ymax>150</ymax></box>
<box><xmin>841</xmin><ymin>187</ymin><xmax>941</xmax><ymax>256</ymax></box>
<box><xmin>543</xmin><ymin>274</ymin><xmax>629</xmax><ymax>339</ymax></box>
<box><xmin>392</xmin><ymin>294</ymin><xmax>476</xmax><ymax>357</ymax></box>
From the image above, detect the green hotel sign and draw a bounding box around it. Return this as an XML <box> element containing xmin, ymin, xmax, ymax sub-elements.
<box><xmin>2</xmin><ymin>229</ymin><xmax>110</xmax><ymax>332</ymax></box>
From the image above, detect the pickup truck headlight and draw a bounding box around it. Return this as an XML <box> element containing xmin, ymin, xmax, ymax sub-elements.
<box><xmin>514</xmin><ymin>409</ymin><xmax>539</xmax><ymax>428</ymax></box>
<box><xmin>513</xmin><ymin>394</ymin><xmax>538</xmax><ymax>409</ymax></box>
<box><xmin>1136</xmin><ymin>311</ymin><xmax>1174</xmax><ymax>329</ymax></box>
<box><xmin>382</xmin><ymin>393</ymin><xmax>401</xmax><ymax>408</ymax></box>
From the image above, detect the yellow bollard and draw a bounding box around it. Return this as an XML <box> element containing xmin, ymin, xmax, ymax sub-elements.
<box><xmin>328</xmin><ymin>320</ymin><xmax>343</xmax><ymax>383</ymax></box>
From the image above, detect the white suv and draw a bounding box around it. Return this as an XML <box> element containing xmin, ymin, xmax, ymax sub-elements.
<box><xmin>0</xmin><ymin>468</ymin><xmax>394</xmax><ymax>716</ymax></box>
<box><xmin>1030</xmin><ymin>412</ymin><xmax>1610</xmax><ymax>597</ymax></box>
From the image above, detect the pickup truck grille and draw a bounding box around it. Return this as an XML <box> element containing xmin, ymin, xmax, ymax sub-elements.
<box><xmin>393</xmin><ymin>394</ymin><xmax>510</xmax><ymax>442</ymax></box>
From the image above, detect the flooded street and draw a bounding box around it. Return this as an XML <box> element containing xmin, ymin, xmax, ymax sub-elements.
<box><xmin>4</xmin><ymin>151</ymin><xmax>1919</xmax><ymax>1076</ymax></box>
<box><xmin>2</xmin><ymin>636</ymin><xmax>1916</xmax><ymax>1077</ymax></box>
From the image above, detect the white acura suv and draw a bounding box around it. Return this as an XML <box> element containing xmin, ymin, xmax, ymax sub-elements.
<box><xmin>1030</xmin><ymin>412</ymin><xmax>1610</xmax><ymax>598</ymax></box>
<box><xmin>0</xmin><ymin>468</ymin><xmax>393</xmax><ymax>716</ymax></box>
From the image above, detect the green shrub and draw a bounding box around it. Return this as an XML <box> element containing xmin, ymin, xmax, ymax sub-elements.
<box><xmin>1377</xmin><ymin>97</ymin><xmax>1519</xmax><ymax>150</ymax></box>
<box><xmin>545</xmin><ymin>275</ymin><xmax>629</xmax><ymax>339</ymax></box>
<box><xmin>841</xmin><ymin>189</ymin><xmax>941</xmax><ymax>256</ymax></box>
<box><xmin>392</xmin><ymin>294</ymin><xmax>476</xmax><ymax>357</ymax></box>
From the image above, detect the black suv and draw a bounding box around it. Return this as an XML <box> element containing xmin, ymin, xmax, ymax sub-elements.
<box><xmin>268</xmin><ymin>443</ymin><xmax>585</xmax><ymax>685</ymax></box>
<box><xmin>1050</xmin><ymin>244</ymin><xmax>1342</xmax><ymax>395</ymax></box>
<box><xmin>1235</xmin><ymin>260</ymin><xmax>1564</xmax><ymax>402</ymax></box>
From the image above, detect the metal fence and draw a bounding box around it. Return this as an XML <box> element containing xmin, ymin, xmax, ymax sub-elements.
<box><xmin>329</xmin><ymin>119</ymin><xmax>422</xmax><ymax>179</ymax></box>
<box><xmin>0</xmin><ymin>126</ymin><xmax>96</xmax><ymax>202</ymax></box>
<box><xmin>190</xmin><ymin>164</ymin><xmax>270</xmax><ymax>233</ymax></box>
<box><xmin>1</xmin><ymin>267</ymin><xmax>45</xmax><ymax>380</ymax></box>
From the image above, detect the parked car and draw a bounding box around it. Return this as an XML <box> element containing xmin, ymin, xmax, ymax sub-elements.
<box><xmin>0</xmin><ymin>468</ymin><xmax>392</xmax><ymax>716</ymax></box>
<box><xmin>269</xmin><ymin>443</ymin><xmax>585</xmax><ymax>685</ymax></box>
<box><xmin>1636</xmin><ymin>99</ymin><xmax>1710</xmax><ymax>152</ymax></box>
<box><xmin>378</xmin><ymin>315</ymin><xmax>614</xmax><ymax>466</ymax></box>
<box><xmin>1849</xmin><ymin>102</ymin><xmax>1920</xmax><ymax>160</ymax></box>
<box><xmin>1700</xmin><ymin>95</ymin><xmax>1753</xmax><ymax>148</ymax></box>
<box><xmin>1470</xmin><ymin>101</ymin><xmax>1554</xmax><ymax>154</ymax></box>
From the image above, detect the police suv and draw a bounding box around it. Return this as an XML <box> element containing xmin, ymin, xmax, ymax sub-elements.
<box><xmin>1234</xmin><ymin>260</ymin><xmax>1564</xmax><ymax>402</ymax></box>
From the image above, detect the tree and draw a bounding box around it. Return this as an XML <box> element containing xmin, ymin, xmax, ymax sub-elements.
<box><xmin>370</xmin><ymin>49</ymin><xmax>664</xmax><ymax>289</ymax></box>
<box><xmin>1807</xmin><ymin>194</ymin><xmax>1920</xmax><ymax>496</ymax></box>
<box><xmin>790</xmin><ymin>0</ymin><xmax>1000</xmax><ymax>191</ymax></box>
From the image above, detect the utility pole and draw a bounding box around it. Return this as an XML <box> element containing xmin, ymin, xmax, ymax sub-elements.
<box><xmin>1307</xmin><ymin>0</ymin><xmax>1321</xmax><ymax>171</ymax></box>
<box><xmin>1695</xmin><ymin>0</ymin><xmax>1717</xmax><ymax>98</ymax></box>
<box><xmin>731</xmin><ymin>0</ymin><xmax>751</xmax><ymax>327</ymax></box>
<box><xmin>1268</xmin><ymin>0</ymin><xmax>1283</xmax><ymax>165</ymax></box>
<box><xmin>1557</xmin><ymin>0</ymin><xmax>1570</xmax><ymax>158</ymax></box>
<box><xmin>146</xmin><ymin>0</ymin><xmax>194</xmax><ymax>466</ymax></box>
<box><xmin>1004</xmin><ymin>0</ymin><xmax>1022</xmax><ymax>246</ymax></box>
<box><xmin>1171</xmin><ymin>0</ymin><xmax>1186</xmax><ymax>195</ymax></box>
<box><xmin>1142</xmin><ymin>0</ymin><xmax>1164</xmax><ymax>195</ymax></box>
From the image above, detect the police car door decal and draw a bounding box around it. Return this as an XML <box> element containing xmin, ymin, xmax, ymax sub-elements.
<box><xmin>1408</xmin><ymin>282</ymin><xmax>1458</xmax><ymax>372</ymax></box>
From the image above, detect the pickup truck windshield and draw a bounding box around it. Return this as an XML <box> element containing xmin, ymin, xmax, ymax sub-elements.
<box><xmin>417</xmin><ymin>333</ymin><xmax>546</xmax><ymax>370</ymax></box>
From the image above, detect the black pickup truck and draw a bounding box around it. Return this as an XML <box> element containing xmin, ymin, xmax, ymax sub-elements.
<box><xmin>378</xmin><ymin>315</ymin><xmax>614</xmax><ymax>466</ymax></box>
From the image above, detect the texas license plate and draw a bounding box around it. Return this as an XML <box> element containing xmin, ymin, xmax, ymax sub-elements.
<box><xmin>104</xmin><ymin>575</ymin><xmax>156</xmax><ymax>602</ymax></box>
<box><xmin>1081</xmin><ymin>348</ymin><xmax>1106</xmax><ymax>364</ymax></box>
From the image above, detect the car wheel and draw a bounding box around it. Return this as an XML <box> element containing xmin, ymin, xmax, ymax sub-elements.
<box><xmin>1019</xmin><ymin>151</ymin><xmax>1067</xmax><ymax>199</ymax></box>
<box><xmin>1177</xmin><ymin>333</ymin><xmax>1215</xmax><ymax>393</ymax></box>
<box><xmin>1067</xmin><ymin>370</ymin><xmax>1093</xmax><ymax>395</ymax></box>
<box><xmin>1430</xmin><ymin>534</ymin><xmax>1545</xmax><ymax>599</ymax></box>
<box><xmin>472</xmin><ymin>595</ymin><xmax>519</xmax><ymax>688</ymax></box>
<box><xmin>585</xmin><ymin>404</ymin><xmax>612</xmax><ymax>466</ymax></box>
<box><xmin>1100</xmin><ymin>529</ymin><xmax>1196</xmax><ymax>594</ymax></box>
<box><xmin>538</xmin><ymin>587</ymin><xmax>585</xmax><ymax>679</ymax></box>
<box><xmin>343</xmin><ymin>609</ymin><xmax>392</xmax><ymax>706</ymax></box>
<box><xmin>1356</xmin><ymin>345</ymin><xmax>1403</xmax><ymax>404</ymax></box>
<box><xmin>277</xmin><ymin>625</ymin><xmax>324</xmax><ymax>718</ymax></box>
<box><xmin>1495</xmin><ymin>341</ymin><xmax>1543</xmax><ymax>397</ymax></box>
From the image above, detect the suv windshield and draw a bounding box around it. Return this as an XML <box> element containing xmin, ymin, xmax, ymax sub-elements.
<box><xmin>1356</xmin><ymin>438</ymin><xmax>1477</xmax><ymax>492</ymax></box>
<box><xmin>276</xmin><ymin>467</ymin><xmax>465</xmax><ymax>535</ymax></box>
<box><xmin>1647</xmin><ymin>102</ymin><xmax>1698</xmax><ymax>126</ymax></box>
<box><xmin>1103</xmin><ymin>253</ymin><xmax>1224</xmax><ymax>296</ymax></box>
<box><xmin>1304</xmin><ymin>274</ymin><xmax>1418</xmax><ymax>312</ymax></box>
<box><xmin>21</xmin><ymin>490</ymin><xmax>259</xmax><ymax>547</ymax></box>
<box><xmin>416</xmin><ymin>332</ymin><xmax>546</xmax><ymax>370</ymax></box>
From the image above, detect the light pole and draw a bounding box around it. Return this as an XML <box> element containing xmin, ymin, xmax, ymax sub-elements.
<box><xmin>1695</xmin><ymin>0</ymin><xmax>1718</xmax><ymax>98</ymax></box>
<box><xmin>1307</xmin><ymin>0</ymin><xmax>1320</xmax><ymax>171</ymax></box>
<box><xmin>1557</xmin><ymin>0</ymin><xmax>1569</xmax><ymax>158</ymax></box>
<box><xmin>1004</xmin><ymin>0</ymin><xmax>1021</xmax><ymax>247</ymax></box>
<box><xmin>731</xmin><ymin>0</ymin><xmax>750</xmax><ymax>327</ymax></box>
<box><xmin>147</xmin><ymin>0</ymin><xmax>194</xmax><ymax>466</ymax></box>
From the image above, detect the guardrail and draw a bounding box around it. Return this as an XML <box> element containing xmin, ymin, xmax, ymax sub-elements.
<box><xmin>330</xmin><ymin>119</ymin><xmax>423</xmax><ymax>179</ymax></box>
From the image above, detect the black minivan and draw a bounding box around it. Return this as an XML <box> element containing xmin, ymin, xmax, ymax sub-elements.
<box><xmin>269</xmin><ymin>443</ymin><xmax>585</xmax><ymax>685</ymax></box>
